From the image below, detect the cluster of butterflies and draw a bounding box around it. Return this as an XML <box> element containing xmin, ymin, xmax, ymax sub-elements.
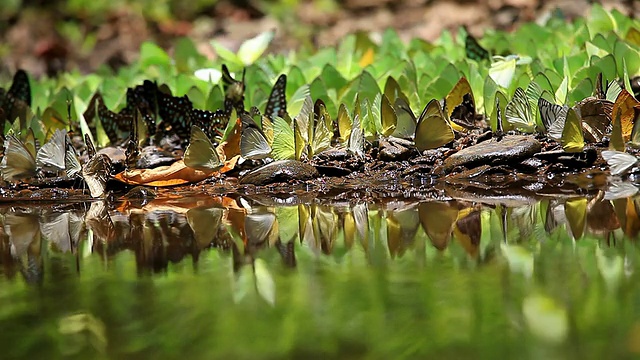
<box><xmin>2</xmin><ymin>60</ymin><xmax>640</xmax><ymax>198</ymax></box>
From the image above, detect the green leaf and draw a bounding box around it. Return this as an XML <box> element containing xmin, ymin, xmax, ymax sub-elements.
<box><xmin>140</xmin><ymin>41</ymin><xmax>172</xmax><ymax>69</ymax></box>
<box><xmin>587</xmin><ymin>3</ymin><xmax>617</xmax><ymax>38</ymax></box>
<box><xmin>210</xmin><ymin>40</ymin><xmax>241</xmax><ymax>67</ymax></box>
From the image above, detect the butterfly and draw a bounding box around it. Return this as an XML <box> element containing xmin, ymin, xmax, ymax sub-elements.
<box><xmin>183</xmin><ymin>125</ymin><xmax>223</xmax><ymax>171</ymax></box>
<box><xmin>602</xmin><ymin>150</ymin><xmax>639</xmax><ymax>176</ymax></box>
<box><xmin>538</xmin><ymin>97</ymin><xmax>568</xmax><ymax>141</ymax></box>
<box><xmin>464</xmin><ymin>29</ymin><xmax>490</xmax><ymax>62</ymax></box>
<box><xmin>594</xmin><ymin>72</ymin><xmax>623</xmax><ymax>102</ymax></box>
<box><xmin>378</xmin><ymin>94</ymin><xmax>398</xmax><ymax>137</ymax></box>
<box><xmin>82</xmin><ymin>134</ymin><xmax>112</xmax><ymax>198</ymax></box>
<box><xmin>577</xmin><ymin>97</ymin><xmax>613</xmax><ymax>143</ymax></box>
<box><xmin>300</xmin><ymin>97</ymin><xmax>332</xmax><ymax>158</ymax></box>
<box><xmin>64</xmin><ymin>135</ymin><xmax>82</xmax><ymax>179</ymax></box>
<box><xmin>337</xmin><ymin>103</ymin><xmax>353</xmax><ymax>144</ymax></box>
<box><xmin>348</xmin><ymin>114</ymin><xmax>365</xmax><ymax>158</ymax></box>
<box><xmin>94</xmin><ymin>93</ymin><xmax>131</xmax><ymax>145</ymax></box>
<box><xmin>414</xmin><ymin>99</ymin><xmax>455</xmax><ymax>151</ymax></box>
<box><xmin>0</xmin><ymin>130</ymin><xmax>37</xmax><ymax>181</ymax></box>
<box><xmin>36</xmin><ymin>128</ymin><xmax>67</xmax><ymax>174</ymax></box>
<box><xmin>156</xmin><ymin>92</ymin><xmax>194</xmax><ymax>141</ymax></box>
<box><xmin>445</xmin><ymin>77</ymin><xmax>477</xmax><ymax>130</ymax></box>
<box><xmin>0</xmin><ymin>69</ymin><xmax>31</xmax><ymax>126</ymax></box>
<box><xmin>630</xmin><ymin>106</ymin><xmax>640</xmax><ymax>147</ymax></box>
<box><xmin>221</xmin><ymin>64</ymin><xmax>246</xmax><ymax>120</ymax></box>
<box><xmin>392</xmin><ymin>98</ymin><xmax>417</xmax><ymax>139</ymax></box>
<box><xmin>264</xmin><ymin>74</ymin><xmax>287</xmax><ymax>120</ymax></box>
<box><xmin>192</xmin><ymin>108</ymin><xmax>228</xmax><ymax>140</ymax></box>
<box><xmin>122</xmin><ymin>82</ymin><xmax>158</xmax><ymax>141</ymax></box>
<box><xmin>240</xmin><ymin>113</ymin><xmax>273</xmax><ymax>160</ymax></box>
<box><xmin>270</xmin><ymin>114</ymin><xmax>308</xmax><ymax>161</ymax></box>
<box><xmin>561</xmin><ymin>107</ymin><xmax>584</xmax><ymax>153</ymax></box>
<box><xmin>611</xmin><ymin>89</ymin><xmax>639</xmax><ymax>142</ymax></box>
<box><xmin>505</xmin><ymin>86</ymin><xmax>537</xmax><ymax>133</ymax></box>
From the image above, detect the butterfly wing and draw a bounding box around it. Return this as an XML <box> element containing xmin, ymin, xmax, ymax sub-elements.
<box><xmin>445</xmin><ymin>77</ymin><xmax>476</xmax><ymax>129</ymax></box>
<box><xmin>157</xmin><ymin>92</ymin><xmax>194</xmax><ymax>141</ymax></box>
<box><xmin>561</xmin><ymin>107</ymin><xmax>584</xmax><ymax>153</ymax></box>
<box><xmin>538</xmin><ymin>97</ymin><xmax>568</xmax><ymax>141</ymax></box>
<box><xmin>392</xmin><ymin>98</ymin><xmax>416</xmax><ymax>139</ymax></box>
<box><xmin>337</xmin><ymin>103</ymin><xmax>352</xmax><ymax>144</ymax></box>
<box><xmin>36</xmin><ymin>129</ymin><xmax>67</xmax><ymax>173</ymax></box>
<box><xmin>380</xmin><ymin>94</ymin><xmax>397</xmax><ymax>137</ymax></box>
<box><xmin>505</xmin><ymin>87</ymin><xmax>535</xmax><ymax>132</ymax></box>
<box><xmin>97</xmin><ymin>94</ymin><xmax>130</xmax><ymax>145</ymax></box>
<box><xmin>465</xmin><ymin>31</ymin><xmax>490</xmax><ymax>61</ymax></box>
<box><xmin>348</xmin><ymin>114</ymin><xmax>365</xmax><ymax>158</ymax></box>
<box><xmin>221</xmin><ymin>65</ymin><xmax>246</xmax><ymax>117</ymax></box>
<box><xmin>578</xmin><ymin>97</ymin><xmax>613</xmax><ymax>143</ymax></box>
<box><xmin>184</xmin><ymin>125</ymin><xmax>223</xmax><ymax>171</ymax></box>
<box><xmin>265</xmin><ymin>74</ymin><xmax>287</xmax><ymax>120</ymax></box>
<box><xmin>64</xmin><ymin>135</ymin><xmax>82</xmax><ymax>178</ymax></box>
<box><xmin>602</xmin><ymin>150</ymin><xmax>639</xmax><ymax>175</ymax></box>
<box><xmin>82</xmin><ymin>154</ymin><xmax>112</xmax><ymax>198</ymax></box>
<box><xmin>271</xmin><ymin>116</ymin><xmax>295</xmax><ymax>160</ymax></box>
<box><xmin>415</xmin><ymin>99</ymin><xmax>455</xmax><ymax>151</ymax></box>
<box><xmin>612</xmin><ymin>89</ymin><xmax>640</xmax><ymax>142</ymax></box>
<box><xmin>0</xmin><ymin>133</ymin><xmax>37</xmax><ymax>181</ymax></box>
<box><xmin>241</xmin><ymin>126</ymin><xmax>272</xmax><ymax>160</ymax></box>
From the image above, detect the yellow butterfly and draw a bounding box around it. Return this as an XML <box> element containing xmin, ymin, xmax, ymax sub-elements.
<box><xmin>445</xmin><ymin>77</ymin><xmax>477</xmax><ymax>130</ymax></box>
<box><xmin>414</xmin><ymin>99</ymin><xmax>455</xmax><ymax>151</ymax></box>
<box><xmin>392</xmin><ymin>97</ymin><xmax>417</xmax><ymax>139</ymax></box>
<box><xmin>337</xmin><ymin>103</ymin><xmax>352</xmax><ymax>144</ymax></box>
<box><xmin>610</xmin><ymin>108</ymin><xmax>625</xmax><ymax>151</ymax></box>
<box><xmin>561</xmin><ymin>107</ymin><xmax>584</xmax><ymax>153</ymax></box>
<box><xmin>612</xmin><ymin>89</ymin><xmax>639</xmax><ymax>142</ymax></box>
<box><xmin>183</xmin><ymin>125</ymin><xmax>223</xmax><ymax>171</ymax></box>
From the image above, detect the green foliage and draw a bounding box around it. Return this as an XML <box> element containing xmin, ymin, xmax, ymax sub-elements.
<box><xmin>3</xmin><ymin>4</ymin><xmax>640</xmax><ymax>145</ymax></box>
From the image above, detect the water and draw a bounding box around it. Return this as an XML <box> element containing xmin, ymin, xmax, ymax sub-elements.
<box><xmin>1</xmin><ymin>190</ymin><xmax>640</xmax><ymax>359</ymax></box>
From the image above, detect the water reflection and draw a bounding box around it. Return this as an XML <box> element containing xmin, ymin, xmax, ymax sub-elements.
<box><xmin>1</xmin><ymin>190</ymin><xmax>640</xmax><ymax>357</ymax></box>
<box><xmin>1</xmin><ymin>191</ymin><xmax>639</xmax><ymax>280</ymax></box>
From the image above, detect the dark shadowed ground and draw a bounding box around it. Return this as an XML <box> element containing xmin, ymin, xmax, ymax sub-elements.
<box><xmin>0</xmin><ymin>0</ymin><xmax>637</xmax><ymax>77</ymax></box>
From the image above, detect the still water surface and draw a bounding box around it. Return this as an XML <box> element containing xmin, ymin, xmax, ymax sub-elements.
<box><xmin>1</xmin><ymin>189</ymin><xmax>640</xmax><ymax>359</ymax></box>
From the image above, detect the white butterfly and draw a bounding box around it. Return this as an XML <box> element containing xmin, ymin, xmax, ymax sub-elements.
<box><xmin>538</xmin><ymin>97</ymin><xmax>568</xmax><ymax>141</ymax></box>
<box><xmin>601</xmin><ymin>150</ymin><xmax>639</xmax><ymax>176</ymax></box>
<box><xmin>1</xmin><ymin>132</ymin><xmax>37</xmax><ymax>181</ymax></box>
<box><xmin>348</xmin><ymin>114</ymin><xmax>365</xmax><ymax>158</ymax></box>
<box><xmin>36</xmin><ymin>129</ymin><xmax>67</xmax><ymax>173</ymax></box>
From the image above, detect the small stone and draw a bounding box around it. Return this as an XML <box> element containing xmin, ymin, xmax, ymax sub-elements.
<box><xmin>443</xmin><ymin>135</ymin><xmax>541</xmax><ymax>173</ymax></box>
<box><xmin>239</xmin><ymin>160</ymin><xmax>319</xmax><ymax>186</ymax></box>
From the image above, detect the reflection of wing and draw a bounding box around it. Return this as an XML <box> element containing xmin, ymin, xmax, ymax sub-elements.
<box><xmin>5</xmin><ymin>212</ymin><xmax>40</xmax><ymax>257</ymax></box>
<box><xmin>85</xmin><ymin>201</ymin><xmax>115</xmax><ymax>243</ymax></box>
<box><xmin>186</xmin><ymin>206</ymin><xmax>224</xmax><ymax>248</ymax></box>
<box><xmin>275</xmin><ymin>239</ymin><xmax>296</xmax><ymax>268</ymax></box>
<box><xmin>40</xmin><ymin>212</ymin><xmax>73</xmax><ymax>253</ymax></box>
<box><xmin>245</xmin><ymin>212</ymin><xmax>277</xmax><ymax>245</ymax></box>
<box><xmin>418</xmin><ymin>202</ymin><xmax>457</xmax><ymax>250</ymax></box>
